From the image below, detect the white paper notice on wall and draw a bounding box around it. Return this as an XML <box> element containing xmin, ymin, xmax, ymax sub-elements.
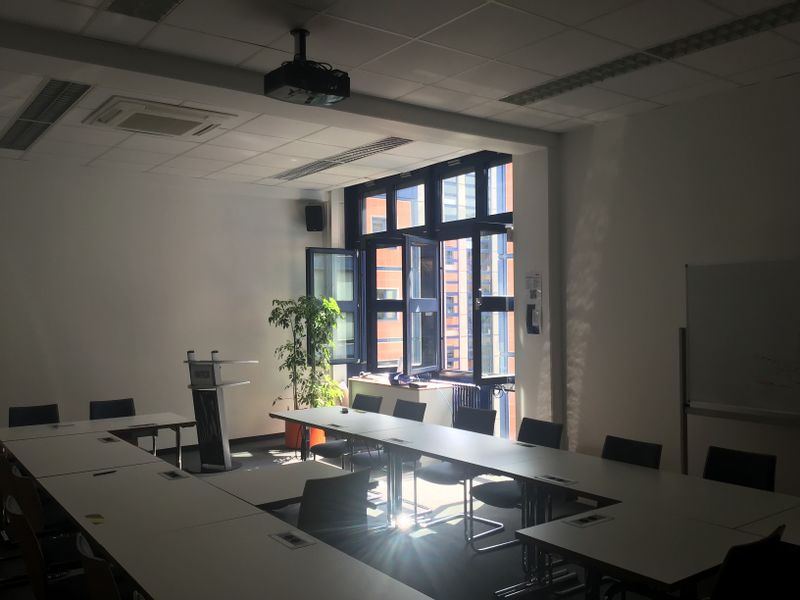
<box><xmin>526</xmin><ymin>272</ymin><xmax>542</xmax><ymax>334</ymax></box>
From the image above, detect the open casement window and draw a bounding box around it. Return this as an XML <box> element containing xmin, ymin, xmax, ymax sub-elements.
<box><xmin>404</xmin><ymin>235</ymin><xmax>440</xmax><ymax>375</ymax></box>
<box><xmin>305</xmin><ymin>248</ymin><xmax>361</xmax><ymax>364</ymax></box>
<box><xmin>474</xmin><ymin>224</ymin><xmax>514</xmax><ymax>385</ymax></box>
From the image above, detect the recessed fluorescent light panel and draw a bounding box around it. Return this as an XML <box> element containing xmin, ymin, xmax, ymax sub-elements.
<box><xmin>502</xmin><ymin>1</ymin><xmax>800</xmax><ymax>106</ymax></box>
<box><xmin>0</xmin><ymin>79</ymin><xmax>91</xmax><ymax>151</ymax></box>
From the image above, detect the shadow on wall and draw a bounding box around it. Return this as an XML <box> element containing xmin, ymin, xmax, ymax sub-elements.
<box><xmin>564</xmin><ymin>125</ymin><xmax>620</xmax><ymax>451</ymax></box>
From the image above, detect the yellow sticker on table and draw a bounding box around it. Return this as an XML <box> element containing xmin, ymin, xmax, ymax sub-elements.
<box><xmin>85</xmin><ymin>513</ymin><xmax>104</xmax><ymax>525</ymax></box>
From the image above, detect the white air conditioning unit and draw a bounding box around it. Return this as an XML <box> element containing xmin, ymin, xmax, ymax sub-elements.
<box><xmin>83</xmin><ymin>96</ymin><xmax>236</xmax><ymax>138</ymax></box>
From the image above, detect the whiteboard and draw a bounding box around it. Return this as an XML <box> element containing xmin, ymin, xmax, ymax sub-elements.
<box><xmin>686</xmin><ymin>260</ymin><xmax>800</xmax><ymax>418</ymax></box>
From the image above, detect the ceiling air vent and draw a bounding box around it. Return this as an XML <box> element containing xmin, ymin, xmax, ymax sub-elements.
<box><xmin>84</xmin><ymin>96</ymin><xmax>236</xmax><ymax>138</ymax></box>
<box><xmin>0</xmin><ymin>79</ymin><xmax>90</xmax><ymax>151</ymax></box>
<box><xmin>106</xmin><ymin>0</ymin><xmax>184</xmax><ymax>22</ymax></box>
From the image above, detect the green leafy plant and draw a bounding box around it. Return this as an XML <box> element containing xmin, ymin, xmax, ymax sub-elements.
<box><xmin>269</xmin><ymin>296</ymin><xmax>343</xmax><ymax>411</ymax></box>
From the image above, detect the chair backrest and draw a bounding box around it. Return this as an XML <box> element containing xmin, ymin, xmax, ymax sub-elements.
<box><xmin>8</xmin><ymin>404</ymin><xmax>59</xmax><ymax>428</ymax></box>
<box><xmin>710</xmin><ymin>525</ymin><xmax>785</xmax><ymax>599</ymax></box>
<box><xmin>601</xmin><ymin>435</ymin><xmax>662</xmax><ymax>469</ymax></box>
<box><xmin>77</xmin><ymin>533</ymin><xmax>122</xmax><ymax>600</ymax></box>
<box><xmin>10</xmin><ymin>465</ymin><xmax>47</xmax><ymax>533</ymax></box>
<box><xmin>298</xmin><ymin>468</ymin><xmax>371</xmax><ymax>545</ymax></box>
<box><xmin>517</xmin><ymin>418</ymin><xmax>563</xmax><ymax>449</ymax></box>
<box><xmin>453</xmin><ymin>406</ymin><xmax>496</xmax><ymax>436</ymax></box>
<box><xmin>89</xmin><ymin>398</ymin><xmax>136</xmax><ymax>421</ymax></box>
<box><xmin>351</xmin><ymin>394</ymin><xmax>382</xmax><ymax>413</ymax></box>
<box><xmin>392</xmin><ymin>399</ymin><xmax>426</xmax><ymax>422</ymax></box>
<box><xmin>703</xmin><ymin>446</ymin><xmax>776</xmax><ymax>492</ymax></box>
<box><xmin>5</xmin><ymin>495</ymin><xmax>48</xmax><ymax>600</ymax></box>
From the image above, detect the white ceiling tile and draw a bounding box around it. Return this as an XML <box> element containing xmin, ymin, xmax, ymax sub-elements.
<box><xmin>271</xmin><ymin>140</ymin><xmax>346</xmax><ymax>159</ymax></box>
<box><xmin>540</xmin><ymin>118</ymin><xmax>593</xmax><ymax>132</ymax></box>
<box><xmin>212</xmin><ymin>130</ymin><xmax>292</xmax><ymax>152</ymax></box>
<box><xmin>28</xmin><ymin>139</ymin><xmax>108</xmax><ymax>159</ymax></box>
<box><xmin>184</xmin><ymin>144</ymin><xmax>259</xmax><ymax>162</ymax></box>
<box><xmin>649</xmin><ymin>79</ymin><xmax>738</xmax><ymax>104</ymax></box>
<box><xmin>79</xmin><ymin>87</ymin><xmax>181</xmax><ymax>110</ymax></box>
<box><xmin>44</xmin><ymin>124</ymin><xmax>131</xmax><ymax>146</ymax></box>
<box><xmin>0</xmin><ymin>71</ymin><xmax>43</xmax><ymax>99</ymax></box>
<box><xmin>23</xmin><ymin>152</ymin><xmax>91</xmax><ymax>166</ymax></box>
<box><xmin>386</xmin><ymin>141</ymin><xmax>464</xmax><ymax>159</ymax></box>
<box><xmin>163</xmin><ymin>0</ymin><xmax>314</xmax><ymax>46</ymax></box>
<box><xmin>142</xmin><ymin>25</ymin><xmax>260</xmax><ymax>66</ymax></box>
<box><xmin>531</xmin><ymin>86</ymin><xmax>635</xmax><ymax>117</ymax></box>
<box><xmin>596</xmin><ymin>61</ymin><xmax>712</xmax><ymax>98</ymax></box>
<box><xmin>0</xmin><ymin>148</ymin><xmax>23</xmax><ymax>160</ymax></box>
<box><xmin>498</xmin><ymin>0</ymin><xmax>639</xmax><ymax>26</ymax></box>
<box><xmin>728</xmin><ymin>56</ymin><xmax>800</xmax><ymax>85</ymax></box>
<box><xmin>323</xmin><ymin>164</ymin><xmax>386</xmax><ymax>177</ymax></box>
<box><xmin>82</xmin><ymin>12</ymin><xmax>155</xmax><ymax>45</ymax></box>
<box><xmin>58</xmin><ymin>107</ymin><xmax>92</xmax><ymax>126</ymax></box>
<box><xmin>491</xmin><ymin>107</ymin><xmax>565</xmax><ymax>127</ymax></box>
<box><xmin>240</xmin><ymin>47</ymin><xmax>294</xmax><ymax>73</ymax></box>
<box><xmin>151</xmin><ymin>166</ymin><xmax>208</xmax><ymax>178</ymax></box>
<box><xmin>679</xmin><ymin>32</ymin><xmax>800</xmax><ymax>76</ymax></box>
<box><xmin>118</xmin><ymin>134</ymin><xmax>199</xmax><ymax>154</ymax></box>
<box><xmin>244</xmin><ymin>152</ymin><xmax>308</xmax><ymax>168</ymax></box>
<box><xmin>459</xmin><ymin>100</ymin><xmax>517</xmax><ymax>118</ymax></box>
<box><xmin>0</xmin><ymin>95</ymin><xmax>25</xmax><ymax>118</ymax></box>
<box><xmin>362</xmin><ymin>42</ymin><xmax>486</xmax><ymax>85</ymax></box>
<box><xmin>397</xmin><ymin>86</ymin><xmax>488</xmax><ymax>112</ymax></box>
<box><xmin>270</xmin><ymin>15</ymin><xmax>408</xmax><ymax>67</ymax></box>
<box><xmin>0</xmin><ymin>0</ymin><xmax>93</xmax><ymax>33</ymax></box>
<box><xmin>279</xmin><ymin>180</ymin><xmax>331</xmax><ymax>190</ymax></box>
<box><xmin>437</xmin><ymin>62</ymin><xmax>551</xmax><ymax>99</ymax></box>
<box><xmin>424</xmin><ymin>4</ymin><xmax>564</xmax><ymax>59</ymax></box>
<box><xmin>349</xmin><ymin>154</ymin><xmax>420</xmax><ymax>169</ymax></box>
<box><xmin>89</xmin><ymin>160</ymin><xmax>151</xmax><ymax>172</ymax></box>
<box><xmin>347</xmin><ymin>70</ymin><xmax>423</xmax><ymax>99</ymax></box>
<box><xmin>582</xmin><ymin>0</ymin><xmax>730</xmax><ymax>49</ymax></box>
<box><xmin>236</xmin><ymin>114</ymin><xmax>325</xmax><ymax>139</ymax></box>
<box><xmin>777</xmin><ymin>22</ymin><xmax>800</xmax><ymax>43</ymax></box>
<box><xmin>254</xmin><ymin>177</ymin><xmax>285</xmax><ymax>186</ymax></box>
<box><xmin>583</xmin><ymin>99</ymin><xmax>663</xmax><ymax>122</ymax></box>
<box><xmin>705</xmin><ymin>0</ymin><xmax>785</xmax><ymax>16</ymax></box>
<box><xmin>205</xmin><ymin>172</ymin><xmax>263</xmax><ymax>183</ymax></box>
<box><xmin>328</xmin><ymin>0</ymin><xmax>483</xmax><ymax>37</ymax></box>
<box><xmin>161</xmin><ymin>156</ymin><xmax>233</xmax><ymax>173</ymax></box>
<box><xmin>501</xmin><ymin>30</ymin><xmax>631</xmax><ymax>77</ymax></box>
<box><xmin>295</xmin><ymin>172</ymin><xmax>353</xmax><ymax>185</ymax></box>
<box><xmin>301</xmin><ymin>127</ymin><xmax>383</xmax><ymax>147</ymax></box>
<box><xmin>217</xmin><ymin>164</ymin><xmax>283</xmax><ymax>178</ymax></box>
<box><xmin>99</xmin><ymin>148</ymin><xmax>173</xmax><ymax>165</ymax></box>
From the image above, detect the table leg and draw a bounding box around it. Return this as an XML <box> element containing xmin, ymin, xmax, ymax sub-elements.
<box><xmin>175</xmin><ymin>426</ymin><xmax>182</xmax><ymax>470</ymax></box>
<box><xmin>386</xmin><ymin>447</ymin><xmax>404</xmax><ymax>526</ymax></box>
<box><xmin>300</xmin><ymin>425</ymin><xmax>309</xmax><ymax>461</ymax></box>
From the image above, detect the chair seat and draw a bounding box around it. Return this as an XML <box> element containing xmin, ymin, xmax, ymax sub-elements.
<box><xmin>310</xmin><ymin>439</ymin><xmax>349</xmax><ymax>459</ymax></box>
<box><xmin>416</xmin><ymin>461</ymin><xmax>468</xmax><ymax>485</ymax></box>
<box><xmin>351</xmin><ymin>448</ymin><xmax>423</xmax><ymax>470</ymax></box>
<box><xmin>471</xmin><ymin>480</ymin><xmax>521</xmax><ymax>509</ymax></box>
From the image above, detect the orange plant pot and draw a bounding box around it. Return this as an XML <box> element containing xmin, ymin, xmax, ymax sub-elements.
<box><xmin>284</xmin><ymin>420</ymin><xmax>326</xmax><ymax>449</ymax></box>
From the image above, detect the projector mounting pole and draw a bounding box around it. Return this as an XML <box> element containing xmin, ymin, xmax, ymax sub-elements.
<box><xmin>291</xmin><ymin>28</ymin><xmax>309</xmax><ymax>62</ymax></box>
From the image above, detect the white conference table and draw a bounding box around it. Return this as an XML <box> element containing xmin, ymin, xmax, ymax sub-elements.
<box><xmin>205</xmin><ymin>460</ymin><xmax>343</xmax><ymax>507</ymax></box>
<box><xmin>739</xmin><ymin>505</ymin><xmax>800</xmax><ymax>546</ymax></box>
<box><xmin>271</xmin><ymin>406</ymin><xmax>415</xmax><ymax>437</ymax></box>
<box><xmin>3</xmin><ymin>431</ymin><xmax>162</xmax><ymax>478</ymax></box>
<box><xmin>108</xmin><ymin>512</ymin><xmax>435</xmax><ymax>600</ymax></box>
<box><xmin>0</xmin><ymin>412</ymin><xmax>196</xmax><ymax>469</ymax></box>
<box><xmin>38</xmin><ymin>462</ymin><xmax>262</xmax><ymax>549</ymax></box>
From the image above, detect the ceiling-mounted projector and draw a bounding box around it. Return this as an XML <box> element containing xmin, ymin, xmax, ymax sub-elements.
<box><xmin>264</xmin><ymin>29</ymin><xmax>350</xmax><ymax>107</ymax></box>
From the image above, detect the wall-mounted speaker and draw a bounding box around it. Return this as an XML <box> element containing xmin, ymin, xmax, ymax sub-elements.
<box><xmin>305</xmin><ymin>205</ymin><xmax>324</xmax><ymax>231</ymax></box>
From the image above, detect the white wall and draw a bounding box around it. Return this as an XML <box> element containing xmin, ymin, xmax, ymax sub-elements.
<box><xmin>0</xmin><ymin>161</ymin><xmax>323</xmax><ymax>444</ymax></box>
<box><xmin>560</xmin><ymin>76</ymin><xmax>800</xmax><ymax>493</ymax></box>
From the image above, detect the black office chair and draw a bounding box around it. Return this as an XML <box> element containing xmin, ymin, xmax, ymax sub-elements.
<box><xmin>8</xmin><ymin>404</ymin><xmax>60</xmax><ymax>428</ymax></box>
<box><xmin>76</xmin><ymin>533</ymin><xmax>141</xmax><ymax>600</ymax></box>
<box><xmin>5</xmin><ymin>496</ymin><xmax>84</xmax><ymax>600</ymax></box>
<box><xmin>297</xmin><ymin>468</ymin><xmax>372</xmax><ymax>548</ymax></box>
<box><xmin>310</xmin><ymin>394</ymin><xmax>382</xmax><ymax>469</ymax></box>
<box><xmin>89</xmin><ymin>398</ymin><xmax>158</xmax><ymax>455</ymax></box>
<box><xmin>602</xmin><ymin>435</ymin><xmax>663</xmax><ymax>469</ymax></box>
<box><xmin>413</xmin><ymin>406</ymin><xmax>499</xmax><ymax>537</ymax></box>
<box><xmin>703</xmin><ymin>446</ymin><xmax>776</xmax><ymax>492</ymax></box>
<box><xmin>468</xmin><ymin>418</ymin><xmax>564</xmax><ymax>552</ymax></box>
<box><xmin>350</xmin><ymin>399</ymin><xmax>427</xmax><ymax>470</ymax></box>
<box><xmin>604</xmin><ymin>525</ymin><xmax>788</xmax><ymax>600</ymax></box>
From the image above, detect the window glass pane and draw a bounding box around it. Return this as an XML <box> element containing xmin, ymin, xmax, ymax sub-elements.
<box><xmin>377</xmin><ymin>312</ymin><xmax>403</xmax><ymax>370</ymax></box>
<box><xmin>442</xmin><ymin>238</ymin><xmax>472</xmax><ymax>373</ymax></box>
<box><xmin>410</xmin><ymin>311</ymin><xmax>438</xmax><ymax>369</ymax></box>
<box><xmin>396</xmin><ymin>183</ymin><xmax>425</xmax><ymax>229</ymax></box>
<box><xmin>332</xmin><ymin>312</ymin><xmax>355</xmax><ymax>361</ymax></box>
<box><xmin>313</xmin><ymin>253</ymin><xmax>353</xmax><ymax>302</ymax></box>
<box><xmin>441</xmin><ymin>171</ymin><xmax>476</xmax><ymax>222</ymax></box>
<box><xmin>480</xmin><ymin>233</ymin><xmax>514</xmax><ymax>297</ymax></box>
<box><xmin>481</xmin><ymin>311</ymin><xmax>515</xmax><ymax>378</ymax></box>
<box><xmin>376</xmin><ymin>246</ymin><xmax>402</xmax><ymax>300</ymax></box>
<box><xmin>488</xmin><ymin>163</ymin><xmax>513</xmax><ymax>215</ymax></box>
<box><xmin>363</xmin><ymin>192</ymin><xmax>387</xmax><ymax>234</ymax></box>
<box><xmin>410</xmin><ymin>242</ymin><xmax>436</xmax><ymax>299</ymax></box>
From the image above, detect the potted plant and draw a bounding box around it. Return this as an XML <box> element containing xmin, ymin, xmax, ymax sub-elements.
<box><xmin>269</xmin><ymin>296</ymin><xmax>343</xmax><ymax>449</ymax></box>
